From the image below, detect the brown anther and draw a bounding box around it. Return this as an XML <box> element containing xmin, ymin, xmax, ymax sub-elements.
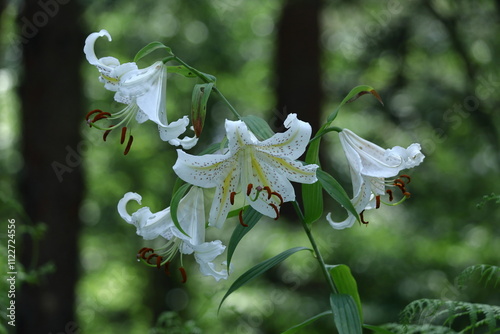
<box><xmin>395</xmin><ymin>178</ymin><xmax>409</xmax><ymax>187</ymax></box>
<box><xmin>146</xmin><ymin>253</ymin><xmax>157</xmax><ymax>265</ymax></box>
<box><xmin>230</xmin><ymin>192</ymin><xmax>236</xmax><ymax>205</ymax></box>
<box><xmin>86</xmin><ymin>109</ymin><xmax>102</xmax><ymax>121</ymax></box>
<box><xmin>394</xmin><ymin>182</ymin><xmax>406</xmax><ymax>193</ymax></box>
<box><xmin>156</xmin><ymin>255</ymin><xmax>163</xmax><ymax>269</ymax></box>
<box><xmin>137</xmin><ymin>247</ymin><xmax>154</xmax><ymax>260</ymax></box>
<box><xmin>103</xmin><ymin>125</ymin><xmax>115</xmax><ymax>142</ymax></box>
<box><xmin>238</xmin><ymin>210</ymin><xmax>248</xmax><ymax>227</ymax></box>
<box><xmin>360</xmin><ymin>211</ymin><xmax>369</xmax><ymax>225</ymax></box>
<box><xmin>263</xmin><ymin>186</ymin><xmax>272</xmax><ymax>200</ymax></box>
<box><xmin>270</xmin><ymin>192</ymin><xmax>284</xmax><ymax>205</ymax></box>
<box><xmin>120</xmin><ymin>127</ymin><xmax>128</xmax><ymax>144</ymax></box>
<box><xmin>124</xmin><ymin>135</ymin><xmax>134</xmax><ymax>156</ymax></box>
<box><xmin>164</xmin><ymin>262</ymin><xmax>171</xmax><ymax>276</ymax></box>
<box><xmin>375</xmin><ymin>195</ymin><xmax>381</xmax><ymax>209</ymax></box>
<box><xmin>269</xmin><ymin>203</ymin><xmax>280</xmax><ymax>220</ymax></box>
<box><xmin>403</xmin><ymin>192</ymin><xmax>411</xmax><ymax>198</ymax></box>
<box><xmin>386</xmin><ymin>189</ymin><xmax>394</xmax><ymax>202</ymax></box>
<box><xmin>246</xmin><ymin>184</ymin><xmax>253</xmax><ymax>196</ymax></box>
<box><xmin>91</xmin><ymin>111</ymin><xmax>111</xmax><ymax>123</ymax></box>
<box><xmin>400</xmin><ymin>174</ymin><xmax>411</xmax><ymax>184</ymax></box>
<box><xmin>179</xmin><ymin>267</ymin><xmax>187</xmax><ymax>283</ymax></box>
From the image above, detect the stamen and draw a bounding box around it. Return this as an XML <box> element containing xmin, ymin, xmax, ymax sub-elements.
<box><xmin>103</xmin><ymin>125</ymin><xmax>115</xmax><ymax>142</ymax></box>
<box><xmin>269</xmin><ymin>203</ymin><xmax>280</xmax><ymax>220</ymax></box>
<box><xmin>238</xmin><ymin>210</ymin><xmax>248</xmax><ymax>227</ymax></box>
<box><xmin>394</xmin><ymin>179</ymin><xmax>406</xmax><ymax>187</ymax></box>
<box><xmin>246</xmin><ymin>184</ymin><xmax>253</xmax><ymax>196</ymax></box>
<box><xmin>164</xmin><ymin>262</ymin><xmax>171</xmax><ymax>276</ymax></box>
<box><xmin>146</xmin><ymin>253</ymin><xmax>157</xmax><ymax>265</ymax></box>
<box><xmin>179</xmin><ymin>267</ymin><xmax>187</xmax><ymax>283</ymax></box>
<box><xmin>375</xmin><ymin>195</ymin><xmax>381</xmax><ymax>209</ymax></box>
<box><xmin>91</xmin><ymin>111</ymin><xmax>111</xmax><ymax>123</ymax></box>
<box><xmin>271</xmin><ymin>192</ymin><xmax>284</xmax><ymax>205</ymax></box>
<box><xmin>156</xmin><ymin>255</ymin><xmax>163</xmax><ymax>269</ymax></box>
<box><xmin>263</xmin><ymin>186</ymin><xmax>272</xmax><ymax>200</ymax></box>
<box><xmin>121</xmin><ymin>127</ymin><xmax>128</xmax><ymax>144</ymax></box>
<box><xmin>400</xmin><ymin>174</ymin><xmax>411</xmax><ymax>184</ymax></box>
<box><xmin>393</xmin><ymin>182</ymin><xmax>406</xmax><ymax>193</ymax></box>
<box><xmin>86</xmin><ymin>109</ymin><xmax>102</xmax><ymax>121</ymax></box>
<box><xmin>360</xmin><ymin>211</ymin><xmax>369</xmax><ymax>225</ymax></box>
<box><xmin>230</xmin><ymin>192</ymin><xmax>236</xmax><ymax>205</ymax></box>
<box><xmin>137</xmin><ymin>247</ymin><xmax>154</xmax><ymax>260</ymax></box>
<box><xmin>403</xmin><ymin>192</ymin><xmax>411</xmax><ymax>198</ymax></box>
<box><xmin>386</xmin><ymin>189</ymin><xmax>394</xmax><ymax>202</ymax></box>
<box><xmin>124</xmin><ymin>135</ymin><xmax>134</xmax><ymax>155</ymax></box>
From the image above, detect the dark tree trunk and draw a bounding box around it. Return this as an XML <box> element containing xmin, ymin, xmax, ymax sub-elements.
<box><xmin>274</xmin><ymin>0</ymin><xmax>323</xmax><ymax>221</ymax></box>
<box><xmin>17</xmin><ymin>0</ymin><xmax>85</xmax><ymax>333</ymax></box>
<box><xmin>274</xmin><ymin>0</ymin><xmax>323</xmax><ymax>133</ymax></box>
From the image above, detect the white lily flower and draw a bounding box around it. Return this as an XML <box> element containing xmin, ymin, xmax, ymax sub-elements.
<box><xmin>84</xmin><ymin>29</ymin><xmax>198</xmax><ymax>153</ymax></box>
<box><xmin>173</xmin><ymin>113</ymin><xmax>319</xmax><ymax>228</ymax></box>
<box><xmin>326</xmin><ymin>129</ymin><xmax>425</xmax><ymax>229</ymax></box>
<box><xmin>117</xmin><ymin>187</ymin><xmax>229</xmax><ymax>281</ymax></box>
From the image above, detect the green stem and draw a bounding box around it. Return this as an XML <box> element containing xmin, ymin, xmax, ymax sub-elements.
<box><xmin>172</xmin><ymin>56</ymin><xmax>241</xmax><ymax>119</ymax></box>
<box><xmin>292</xmin><ymin>201</ymin><xmax>338</xmax><ymax>295</ymax></box>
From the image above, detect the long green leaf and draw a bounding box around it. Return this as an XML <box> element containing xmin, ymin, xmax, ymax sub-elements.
<box><xmin>302</xmin><ymin>133</ymin><xmax>323</xmax><ymax>224</ymax></box>
<box><xmin>330</xmin><ymin>294</ymin><xmax>363</xmax><ymax>334</ymax></box>
<box><xmin>316</xmin><ymin>169</ymin><xmax>359</xmax><ymax>222</ymax></box>
<box><xmin>241</xmin><ymin>115</ymin><xmax>275</xmax><ymax>140</ymax></box>
<box><xmin>219</xmin><ymin>247</ymin><xmax>311</xmax><ymax>312</ymax></box>
<box><xmin>169</xmin><ymin>183</ymin><xmax>191</xmax><ymax>237</ymax></box>
<box><xmin>134</xmin><ymin>41</ymin><xmax>172</xmax><ymax>62</ymax></box>
<box><xmin>329</xmin><ymin>265</ymin><xmax>363</xmax><ymax>321</ymax></box>
<box><xmin>281</xmin><ymin>311</ymin><xmax>333</xmax><ymax>334</ymax></box>
<box><xmin>167</xmin><ymin>65</ymin><xmax>197</xmax><ymax>78</ymax></box>
<box><xmin>226</xmin><ymin>207</ymin><xmax>263</xmax><ymax>268</ymax></box>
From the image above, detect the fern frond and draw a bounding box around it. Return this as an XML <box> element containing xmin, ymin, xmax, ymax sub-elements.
<box><xmin>381</xmin><ymin>323</ymin><xmax>458</xmax><ymax>334</ymax></box>
<box><xmin>401</xmin><ymin>299</ymin><xmax>500</xmax><ymax>333</ymax></box>
<box><xmin>456</xmin><ymin>264</ymin><xmax>500</xmax><ymax>290</ymax></box>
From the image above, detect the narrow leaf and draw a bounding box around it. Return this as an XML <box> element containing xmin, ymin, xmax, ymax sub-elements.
<box><xmin>317</xmin><ymin>169</ymin><xmax>359</xmax><ymax>222</ymax></box>
<box><xmin>329</xmin><ymin>265</ymin><xmax>363</xmax><ymax>321</ymax></box>
<box><xmin>302</xmin><ymin>134</ymin><xmax>323</xmax><ymax>224</ymax></box>
<box><xmin>167</xmin><ymin>65</ymin><xmax>197</xmax><ymax>78</ymax></box>
<box><xmin>241</xmin><ymin>116</ymin><xmax>275</xmax><ymax>140</ymax></box>
<box><xmin>134</xmin><ymin>41</ymin><xmax>172</xmax><ymax>62</ymax></box>
<box><xmin>330</xmin><ymin>294</ymin><xmax>363</xmax><ymax>334</ymax></box>
<box><xmin>327</xmin><ymin>85</ymin><xmax>384</xmax><ymax>123</ymax></box>
<box><xmin>226</xmin><ymin>207</ymin><xmax>263</xmax><ymax>268</ymax></box>
<box><xmin>219</xmin><ymin>247</ymin><xmax>311</xmax><ymax>312</ymax></box>
<box><xmin>281</xmin><ymin>311</ymin><xmax>332</xmax><ymax>334</ymax></box>
<box><xmin>169</xmin><ymin>183</ymin><xmax>191</xmax><ymax>237</ymax></box>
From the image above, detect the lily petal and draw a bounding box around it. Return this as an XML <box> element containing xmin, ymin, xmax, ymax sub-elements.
<box><xmin>192</xmin><ymin>241</ymin><xmax>228</xmax><ymax>281</ymax></box>
<box><xmin>257</xmin><ymin>113</ymin><xmax>312</xmax><ymax>160</ymax></box>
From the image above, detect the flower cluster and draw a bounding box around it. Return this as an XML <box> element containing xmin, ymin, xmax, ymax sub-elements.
<box><xmin>85</xmin><ymin>30</ymin><xmax>425</xmax><ymax>282</ymax></box>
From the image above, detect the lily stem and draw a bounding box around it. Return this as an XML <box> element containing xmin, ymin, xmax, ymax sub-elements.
<box><xmin>172</xmin><ymin>56</ymin><xmax>242</xmax><ymax>120</ymax></box>
<box><xmin>292</xmin><ymin>201</ymin><xmax>338</xmax><ymax>295</ymax></box>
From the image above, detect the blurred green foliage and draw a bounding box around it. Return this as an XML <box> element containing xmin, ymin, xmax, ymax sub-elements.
<box><xmin>1</xmin><ymin>0</ymin><xmax>499</xmax><ymax>333</ymax></box>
